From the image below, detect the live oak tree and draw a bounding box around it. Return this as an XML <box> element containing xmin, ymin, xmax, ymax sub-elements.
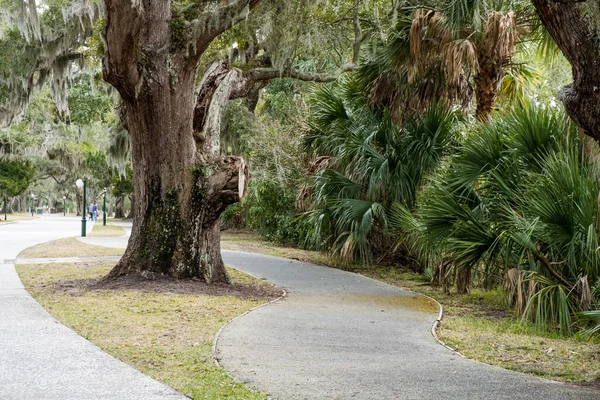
<box><xmin>2</xmin><ymin>0</ymin><xmax>387</xmax><ymax>282</ymax></box>
<box><xmin>101</xmin><ymin>0</ymin><xmax>385</xmax><ymax>282</ymax></box>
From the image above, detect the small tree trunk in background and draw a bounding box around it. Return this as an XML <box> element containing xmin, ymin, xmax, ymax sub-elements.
<box><xmin>456</xmin><ymin>267</ymin><xmax>471</xmax><ymax>294</ymax></box>
<box><xmin>108</xmin><ymin>197</ymin><xmax>114</xmax><ymax>218</ymax></box>
<box><xmin>126</xmin><ymin>195</ymin><xmax>134</xmax><ymax>219</ymax></box>
<box><xmin>114</xmin><ymin>196</ymin><xmax>124</xmax><ymax>218</ymax></box>
<box><xmin>76</xmin><ymin>186</ymin><xmax>83</xmax><ymax>216</ymax></box>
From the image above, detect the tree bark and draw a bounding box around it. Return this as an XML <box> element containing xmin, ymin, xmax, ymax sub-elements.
<box><xmin>532</xmin><ymin>0</ymin><xmax>600</xmax><ymax>142</ymax></box>
<box><xmin>474</xmin><ymin>63</ymin><xmax>502</xmax><ymax>121</ymax></box>
<box><xmin>474</xmin><ymin>12</ymin><xmax>516</xmax><ymax>121</ymax></box>
<box><xmin>114</xmin><ymin>196</ymin><xmax>124</xmax><ymax>218</ymax></box>
<box><xmin>456</xmin><ymin>266</ymin><xmax>471</xmax><ymax>294</ymax></box>
<box><xmin>107</xmin><ymin>197</ymin><xmax>114</xmax><ymax>218</ymax></box>
<box><xmin>76</xmin><ymin>185</ymin><xmax>83</xmax><ymax>216</ymax></box>
<box><xmin>102</xmin><ymin>0</ymin><xmax>254</xmax><ymax>282</ymax></box>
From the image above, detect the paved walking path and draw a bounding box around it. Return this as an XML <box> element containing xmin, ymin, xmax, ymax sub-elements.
<box><xmin>0</xmin><ymin>216</ymin><xmax>184</xmax><ymax>399</ymax></box>
<box><xmin>6</xmin><ymin>219</ymin><xmax>599</xmax><ymax>399</ymax></box>
<box><xmin>216</xmin><ymin>251</ymin><xmax>600</xmax><ymax>400</ymax></box>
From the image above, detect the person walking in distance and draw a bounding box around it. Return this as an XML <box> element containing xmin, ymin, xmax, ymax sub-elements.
<box><xmin>92</xmin><ymin>202</ymin><xmax>98</xmax><ymax>222</ymax></box>
<box><xmin>89</xmin><ymin>203</ymin><xmax>94</xmax><ymax>221</ymax></box>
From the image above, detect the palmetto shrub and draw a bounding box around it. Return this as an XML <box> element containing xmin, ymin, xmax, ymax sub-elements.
<box><xmin>400</xmin><ymin>105</ymin><xmax>600</xmax><ymax>332</ymax></box>
<box><xmin>303</xmin><ymin>76</ymin><xmax>459</xmax><ymax>264</ymax></box>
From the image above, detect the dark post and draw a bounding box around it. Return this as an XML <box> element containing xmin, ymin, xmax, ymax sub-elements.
<box><xmin>103</xmin><ymin>188</ymin><xmax>107</xmax><ymax>226</ymax></box>
<box><xmin>81</xmin><ymin>180</ymin><xmax>87</xmax><ymax>237</ymax></box>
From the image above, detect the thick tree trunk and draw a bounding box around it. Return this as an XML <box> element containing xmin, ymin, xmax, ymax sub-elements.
<box><xmin>102</xmin><ymin>0</ymin><xmax>254</xmax><ymax>282</ymax></box>
<box><xmin>532</xmin><ymin>0</ymin><xmax>600</xmax><ymax>142</ymax></box>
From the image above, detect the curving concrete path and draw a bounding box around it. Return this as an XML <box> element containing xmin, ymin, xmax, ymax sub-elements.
<box><xmin>13</xmin><ymin>219</ymin><xmax>599</xmax><ymax>399</ymax></box>
<box><xmin>0</xmin><ymin>216</ymin><xmax>184</xmax><ymax>399</ymax></box>
<box><xmin>217</xmin><ymin>251</ymin><xmax>599</xmax><ymax>400</ymax></box>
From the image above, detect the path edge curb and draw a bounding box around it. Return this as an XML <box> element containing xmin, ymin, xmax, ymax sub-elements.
<box><xmin>426</xmin><ymin>296</ymin><xmax>466</xmax><ymax>358</ymax></box>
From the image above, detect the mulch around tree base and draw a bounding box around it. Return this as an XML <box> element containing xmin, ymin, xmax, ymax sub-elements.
<box><xmin>53</xmin><ymin>273</ymin><xmax>283</xmax><ymax>301</ymax></box>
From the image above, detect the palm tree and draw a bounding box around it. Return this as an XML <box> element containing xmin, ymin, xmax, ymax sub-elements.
<box><xmin>303</xmin><ymin>75</ymin><xmax>459</xmax><ymax>264</ymax></box>
<box><xmin>356</xmin><ymin>1</ymin><xmax>536</xmax><ymax>122</ymax></box>
<box><xmin>409</xmin><ymin>0</ymin><xmax>528</xmax><ymax>120</ymax></box>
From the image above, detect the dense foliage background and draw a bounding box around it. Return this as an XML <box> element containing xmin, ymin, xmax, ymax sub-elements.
<box><xmin>1</xmin><ymin>0</ymin><xmax>599</xmax><ymax>335</ymax></box>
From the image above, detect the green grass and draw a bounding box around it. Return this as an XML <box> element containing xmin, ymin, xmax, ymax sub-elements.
<box><xmin>0</xmin><ymin>213</ymin><xmax>37</xmax><ymax>222</ymax></box>
<box><xmin>17</xmin><ymin>261</ymin><xmax>277</xmax><ymax>399</ymax></box>
<box><xmin>89</xmin><ymin>223</ymin><xmax>126</xmax><ymax>237</ymax></box>
<box><xmin>18</xmin><ymin>237</ymin><xmax>125</xmax><ymax>258</ymax></box>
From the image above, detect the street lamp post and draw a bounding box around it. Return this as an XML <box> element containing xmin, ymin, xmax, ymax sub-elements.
<box><xmin>63</xmin><ymin>196</ymin><xmax>66</xmax><ymax>216</ymax></box>
<box><xmin>76</xmin><ymin>179</ymin><xmax>86</xmax><ymax>237</ymax></box>
<box><xmin>102</xmin><ymin>188</ymin><xmax>107</xmax><ymax>226</ymax></box>
<box><xmin>30</xmin><ymin>194</ymin><xmax>35</xmax><ymax>217</ymax></box>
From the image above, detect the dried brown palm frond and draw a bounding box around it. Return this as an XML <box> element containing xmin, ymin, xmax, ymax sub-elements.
<box><xmin>480</xmin><ymin>11</ymin><xmax>516</xmax><ymax>68</ymax></box>
<box><xmin>409</xmin><ymin>9</ymin><xmax>451</xmax><ymax>83</ymax></box>
<box><xmin>340</xmin><ymin>235</ymin><xmax>355</xmax><ymax>264</ymax></box>
<box><xmin>506</xmin><ymin>268</ymin><xmax>539</xmax><ymax>314</ymax></box>
<box><xmin>506</xmin><ymin>267</ymin><xmax>519</xmax><ymax>306</ymax></box>
<box><xmin>448</xmin><ymin>73</ymin><xmax>474</xmax><ymax>113</ymax></box>
<box><xmin>432</xmin><ymin>258</ymin><xmax>453</xmax><ymax>293</ymax></box>
<box><xmin>445</xmin><ymin>39</ymin><xmax>479</xmax><ymax>86</ymax></box>
<box><xmin>577</xmin><ymin>275</ymin><xmax>592</xmax><ymax>310</ymax></box>
<box><xmin>295</xmin><ymin>156</ymin><xmax>333</xmax><ymax>211</ymax></box>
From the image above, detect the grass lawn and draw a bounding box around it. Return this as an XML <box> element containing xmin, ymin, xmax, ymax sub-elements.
<box><xmin>88</xmin><ymin>223</ymin><xmax>126</xmax><ymax>237</ymax></box>
<box><xmin>220</xmin><ymin>231</ymin><xmax>600</xmax><ymax>386</ymax></box>
<box><xmin>17</xmin><ymin>260</ymin><xmax>280</xmax><ymax>399</ymax></box>
<box><xmin>0</xmin><ymin>213</ymin><xmax>37</xmax><ymax>223</ymax></box>
<box><xmin>18</xmin><ymin>237</ymin><xmax>125</xmax><ymax>258</ymax></box>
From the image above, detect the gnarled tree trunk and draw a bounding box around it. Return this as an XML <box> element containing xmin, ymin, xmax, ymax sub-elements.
<box><xmin>532</xmin><ymin>0</ymin><xmax>600</xmax><ymax>142</ymax></box>
<box><xmin>100</xmin><ymin>0</ymin><xmax>355</xmax><ymax>283</ymax></box>
<box><xmin>102</xmin><ymin>0</ymin><xmax>254</xmax><ymax>282</ymax></box>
